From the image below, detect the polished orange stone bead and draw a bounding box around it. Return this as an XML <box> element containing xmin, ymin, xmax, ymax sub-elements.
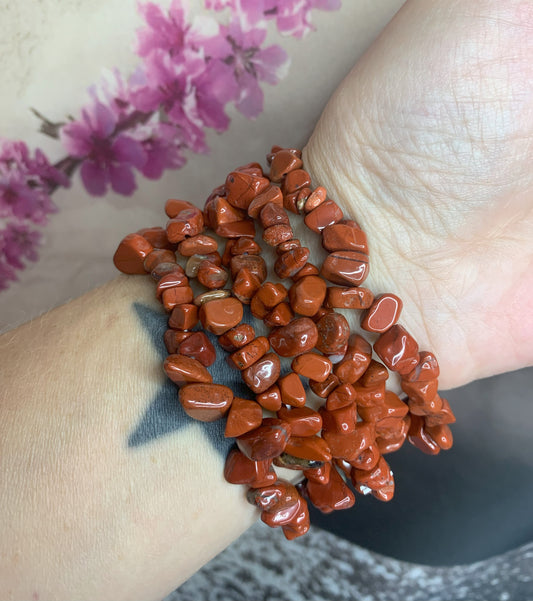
<box><xmin>291</xmin><ymin>353</ymin><xmax>332</xmax><ymax>382</ymax></box>
<box><xmin>403</xmin><ymin>351</ymin><xmax>440</xmax><ymax>382</ymax></box>
<box><xmin>306</xmin><ymin>464</ymin><xmax>355</xmax><ymax>514</ymax></box>
<box><xmin>224</xmin><ymin>448</ymin><xmax>276</xmax><ymax>488</ymax></box>
<box><xmin>304</xmin><ymin>199</ymin><xmax>343</xmax><ymax>233</ymax></box>
<box><xmin>260</xmin><ymin>490</ymin><xmax>302</xmax><ymax>529</ymax></box>
<box><xmin>161</xmin><ymin>285</ymin><xmax>194</xmax><ymax>312</ymax></box>
<box><xmin>284</xmin><ymin>435</ymin><xmax>332</xmax><ymax>462</ymax></box>
<box><xmin>358</xmin><ymin>390</ymin><xmax>409</xmax><ymax>422</ymax></box>
<box><xmin>325</xmin><ymin>383</ymin><xmax>357</xmax><ymax>410</ymax></box>
<box><xmin>155</xmin><ymin>269</ymin><xmax>188</xmax><ymax>300</ymax></box>
<box><xmin>137</xmin><ymin>226</ymin><xmax>173</xmax><ymax>250</ymax></box>
<box><xmin>256</xmin><ymin>282</ymin><xmax>288</xmax><ymax>308</ymax></box>
<box><xmin>320</xmin><ymin>403</ymin><xmax>358</xmax><ymax>435</ymax></box>
<box><xmin>408</xmin><ymin>414</ymin><xmax>441</xmax><ymax>455</ymax></box>
<box><xmin>352</xmin><ymin>456</ymin><xmax>395</xmax><ymax>501</ymax></box>
<box><xmin>281</xmin><ymin>497</ymin><xmax>310</xmax><ymax>540</ymax></box>
<box><xmin>229</xmin><ymin>336</ymin><xmax>270</xmax><ymax>370</ymax></box>
<box><xmin>303</xmin><ymin>186</ymin><xmax>327</xmax><ymax>212</ymax></box>
<box><xmin>274</xmin><ymin>247</ymin><xmax>310</xmax><ymax>279</ymax></box>
<box><xmin>278</xmin><ymin>372</ymin><xmax>306</xmax><ymax>407</ymax></box>
<box><xmin>230</xmin><ymin>237</ymin><xmax>262</xmax><ymax>256</ymax></box>
<box><xmin>270</xmin><ymin>149</ymin><xmax>303</xmax><ymax>182</ymax></box>
<box><xmin>232</xmin><ymin>268</ymin><xmax>262</xmax><ymax>304</ymax></box>
<box><xmin>374</xmin><ymin>324</ymin><xmax>419</xmax><ymax>375</ymax></box>
<box><xmin>247</xmin><ymin>185</ymin><xmax>284</xmax><ymax>218</ymax></box>
<box><xmin>248</xmin><ymin>480</ymin><xmax>300</xmax><ymax>514</ymax></box>
<box><xmin>426</xmin><ymin>424</ymin><xmax>453</xmax><ymax>450</ymax></box>
<box><xmin>376</xmin><ymin>417</ymin><xmax>410</xmax><ymax>455</ymax></box>
<box><xmin>216</xmin><ymin>219</ymin><xmax>256</xmax><ymax>238</ymax></box>
<box><xmin>177</xmin><ymin>331</ymin><xmax>216</xmax><ymax>367</ymax></box>
<box><xmin>235</xmin><ymin>161</ymin><xmax>263</xmax><ymax>176</ymax></box>
<box><xmin>424</xmin><ymin>398</ymin><xmax>456</xmax><ymax>427</ymax></box>
<box><xmin>225</xmin><ymin>170</ymin><xmax>270</xmax><ymax>210</ymax></box>
<box><xmin>321</xmin><ymin>250</ymin><xmax>369</xmax><ymax>286</ymax></box>
<box><xmin>282</xmin><ymin>168</ymin><xmax>311</xmax><ymax>195</ymax></box>
<box><xmin>267</xmin><ymin>145</ymin><xmax>301</xmax><ymax>163</ymax></box>
<box><xmin>277</xmin><ymin>406</ymin><xmax>322</xmax><ymax>437</ymax></box>
<box><xmin>143</xmin><ymin>249</ymin><xmax>176</xmax><ymax>273</ymax></box>
<box><xmin>361</xmin><ymin>293</ymin><xmax>403</xmax><ymax>333</ymax></box>
<box><xmin>166</xmin><ymin>202</ymin><xmax>204</xmax><ymax>242</ymax></box>
<box><xmin>177</xmin><ymin>234</ymin><xmax>218</xmax><ymax>257</ymax></box>
<box><xmin>218</xmin><ymin>324</ymin><xmax>256</xmax><ymax>352</ymax></box>
<box><xmin>268</xmin><ymin>317</ymin><xmax>318</xmax><ymax>357</ymax></box>
<box><xmin>199</xmin><ymin>297</ymin><xmax>243</xmax><ymax>335</ymax></box>
<box><xmin>401</xmin><ymin>378</ymin><xmax>439</xmax><ymax>404</ymax></box>
<box><xmin>322</xmin><ymin>221</ymin><xmax>369</xmax><ymax>254</ymax></box>
<box><xmin>325</xmin><ymin>286</ymin><xmax>374</xmax><ymax>310</ymax></box>
<box><xmin>230</xmin><ymin>254</ymin><xmax>267</xmax><ymax>282</ymax></box>
<box><xmin>164</xmin><ymin>354</ymin><xmax>212</xmax><ymax>385</ymax></box>
<box><xmin>303</xmin><ymin>461</ymin><xmax>331</xmax><ymax>485</ymax></box>
<box><xmin>309</xmin><ymin>373</ymin><xmax>340</xmax><ymax>398</ymax></box>
<box><xmin>165</xmin><ymin>199</ymin><xmax>197</xmax><ymax>218</ymax></box>
<box><xmin>263</xmin><ymin>302</ymin><xmax>294</xmax><ymax>327</ymax></box>
<box><xmin>236</xmin><ymin>418</ymin><xmax>290</xmax><ymax>461</ymax></box>
<box><xmin>259</xmin><ymin>201</ymin><xmax>290</xmax><ymax>228</ymax></box>
<box><xmin>350</xmin><ymin>442</ymin><xmax>381</xmax><ymax>471</ymax></box>
<box><xmin>292</xmin><ymin>263</ymin><xmax>320</xmax><ymax>281</ymax></box>
<box><xmin>353</xmin><ymin>382</ymin><xmax>386</xmax><ymax>408</ymax></box>
<box><xmin>168</xmin><ymin>303</ymin><xmax>198</xmax><ymax>330</ymax></box>
<box><xmin>221</xmin><ymin>239</ymin><xmax>236</xmax><ymax>266</ymax></box>
<box><xmin>256</xmin><ymin>384</ymin><xmax>282</xmax><ymax>411</ymax></box>
<box><xmin>197</xmin><ymin>260</ymin><xmax>228</xmax><ymax>289</ymax></box>
<box><xmin>113</xmin><ymin>233</ymin><xmax>154</xmax><ymax>274</ymax></box>
<box><xmin>179</xmin><ymin>383</ymin><xmax>232</xmax><ymax>421</ymax></box>
<box><xmin>359</xmin><ymin>360</ymin><xmax>389</xmax><ymax>387</ymax></box>
<box><xmin>276</xmin><ymin>238</ymin><xmax>301</xmax><ymax>255</ymax></box>
<box><xmin>150</xmin><ymin>261</ymin><xmax>184</xmax><ymax>281</ymax></box>
<box><xmin>334</xmin><ymin>334</ymin><xmax>372</xmax><ymax>384</ymax></box>
<box><xmin>242</xmin><ymin>353</ymin><xmax>281</xmax><ymax>393</ymax></box>
<box><xmin>315</xmin><ymin>312</ymin><xmax>350</xmax><ymax>356</ymax></box>
<box><xmin>408</xmin><ymin>393</ymin><xmax>443</xmax><ymax>416</ymax></box>
<box><xmin>224</xmin><ymin>396</ymin><xmax>263</xmax><ymax>438</ymax></box>
<box><xmin>250</xmin><ymin>295</ymin><xmax>268</xmax><ymax>319</ymax></box>
<box><xmin>206</xmin><ymin>195</ymin><xmax>245</xmax><ymax>229</ymax></box>
<box><xmin>288</xmin><ymin>275</ymin><xmax>327</xmax><ymax>317</ymax></box>
<box><xmin>163</xmin><ymin>330</ymin><xmax>192</xmax><ymax>354</ymax></box>
<box><xmin>263</xmin><ymin>224</ymin><xmax>294</xmax><ymax>246</ymax></box>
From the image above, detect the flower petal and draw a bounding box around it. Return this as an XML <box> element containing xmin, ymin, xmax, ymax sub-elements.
<box><xmin>92</xmin><ymin>102</ymin><xmax>117</xmax><ymax>138</ymax></box>
<box><xmin>253</xmin><ymin>44</ymin><xmax>290</xmax><ymax>84</ymax></box>
<box><xmin>111</xmin><ymin>135</ymin><xmax>147</xmax><ymax>169</ymax></box>
<box><xmin>80</xmin><ymin>160</ymin><xmax>108</xmax><ymax>196</ymax></box>
<box><xmin>109</xmin><ymin>163</ymin><xmax>137</xmax><ymax>196</ymax></box>
<box><xmin>235</xmin><ymin>71</ymin><xmax>264</xmax><ymax>118</ymax></box>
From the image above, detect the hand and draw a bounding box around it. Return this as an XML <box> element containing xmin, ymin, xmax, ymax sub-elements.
<box><xmin>304</xmin><ymin>0</ymin><xmax>533</xmax><ymax>389</ymax></box>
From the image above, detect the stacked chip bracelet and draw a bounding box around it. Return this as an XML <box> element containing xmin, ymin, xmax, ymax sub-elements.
<box><xmin>113</xmin><ymin>145</ymin><xmax>456</xmax><ymax>541</ymax></box>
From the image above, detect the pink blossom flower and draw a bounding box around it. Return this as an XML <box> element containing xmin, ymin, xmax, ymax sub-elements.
<box><xmin>0</xmin><ymin>140</ymin><xmax>67</xmax><ymax>225</ymax></box>
<box><xmin>133</xmin><ymin>122</ymin><xmax>187</xmax><ymax>179</ymax></box>
<box><xmin>264</xmin><ymin>0</ymin><xmax>341</xmax><ymax>38</ymax></box>
<box><xmin>204</xmin><ymin>20</ymin><xmax>289</xmax><ymax>118</ymax></box>
<box><xmin>0</xmin><ymin>220</ymin><xmax>41</xmax><ymax>270</ymax></box>
<box><xmin>60</xmin><ymin>102</ymin><xmax>147</xmax><ymax>196</ymax></box>
<box><xmin>136</xmin><ymin>0</ymin><xmax>219</xmax><ymax>58</ymax></box>
<box><xmin>205</xmin><ymin>0</ymin><xmax>266</xmax><ymax>26</ymax></box>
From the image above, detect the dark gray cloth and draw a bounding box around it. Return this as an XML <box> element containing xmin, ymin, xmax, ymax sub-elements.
<box><xmin>167</xmin><ymin>522</ymin><xmax>533</xmax><ymax>601</ymax></box>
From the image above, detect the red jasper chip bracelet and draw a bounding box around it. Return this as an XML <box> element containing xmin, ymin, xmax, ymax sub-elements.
<box><xmin>113</xmin><ymin>145</ymin><xmax>456</xmax><ymax>540</ymax></box>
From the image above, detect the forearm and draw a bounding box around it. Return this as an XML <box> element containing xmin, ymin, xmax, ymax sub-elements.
<box><xmin>0</xmin><ymin>275</ymin><xmax>257</xmax><ymax>601</ymax></box>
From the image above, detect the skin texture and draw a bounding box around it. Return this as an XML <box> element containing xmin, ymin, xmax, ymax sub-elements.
<box><xmin>0</xmin><ymin>1</ymin><xmax>531</xmax><ymax>599</ymax></box>
<box><xmin>304</xmin><ymin>0</ymin><xmax>533</xmax><ymax>389</ymax></box>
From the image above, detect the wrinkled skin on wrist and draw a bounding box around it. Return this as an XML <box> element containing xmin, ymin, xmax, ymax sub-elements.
<box><xmin>302</xmin><ymin>0</ymin><xmax>533</xmax><ymax>389</ymax></box>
